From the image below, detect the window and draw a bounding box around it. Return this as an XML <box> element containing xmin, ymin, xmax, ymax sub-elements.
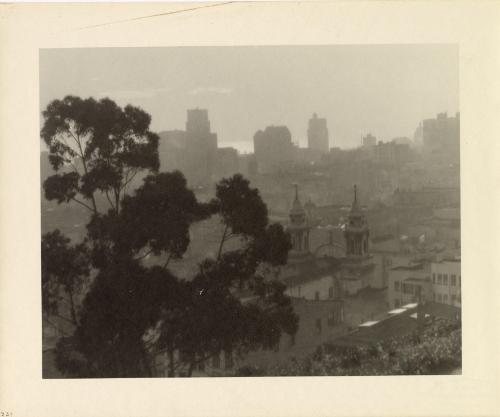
<box><xmin>459</xmin><ymin>276</ymin><xmax>461</xmax><ymax>287</ymax></box>
<box><xmin>402</xmin><ymin>283</ymin><xmax>414</xmax><ymax>294</ymax></box>
<box><xmin>328</xmin><ymin>311</ymin><xmax>337</xmax><ymax>326</ymax></box>
<box><xmin>432</xmin><ymin>273</ymin><xmax>436</xmax><ymax>284</ymax></box>
<box><xmin>437</xmin><ymin>293</ymin><xmax>442</xmax><ymax>302</ymax></box>
<box><xmin>395</xmin><ymin>299</ymin><xmax>400</xmax><ymax>308</ymax></box>
<box><xmin>315</xmin><ymin>291</ymin><xmax>320</xmax><ymax>301</ymax></box>
<box><xmin>443</xmin><ymin>274</ymin><xmax>448</xmax><ymax>285</ymax></box>
<box><xmin>437</xmin><ymin>274</ymin><xmax>442</xmax><ymax>284</ymax></box>
<box><xmin>443</xmin><ymin>294</ymin><xmax>448</xmax><ymax>304</ymax></box>
<box><xmin>451</xmin><ymin>275</ymin><xmax>457</xmax><ymax>286</ymax></box>
<box><xmin>329</xmin><ymin>286</ymin><xmax>334</xmax><ymax>299</ymax></box>
<box><xmin>315</xmin><ymin>318</ymin><xmax>322</xmax><ymax>334</ymax></box>
<box><xmin>289</xmin><ymin>333</ymin><xmax>296</xmax><ymax>347</ymax></box>
<box><xmin>433</xmin><ymin>293</ymin><xmax>436</xmax><ymax>301</ymax></box>
<box><xmin>394</xmin><ymin>281</ymin><xmax>400</xmax><ymax>292</ymax></box>
<box><xmin>451</xmin><ymin>294</ymin><xmax>456</xmax><ymax>303</ymax></box>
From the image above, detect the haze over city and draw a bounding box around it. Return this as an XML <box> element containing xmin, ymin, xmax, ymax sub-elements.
<box><xmin>40</xmin><ymin>45</ymin><xmax>458</xmax><ymax>152</ymax></box>
<box><xmin>40</xmin><ymin>45</ymin><xmax>462</xmax><ymax>380</ymax></box>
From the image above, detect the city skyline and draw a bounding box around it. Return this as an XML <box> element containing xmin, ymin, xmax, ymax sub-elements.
<box><xmin>39</xmin><ymin>45</ymin><xmax>462</xmax><ymax>380</ymax></box>
<box><xmin>40</xmin><ymin>45</ymin><xmax>458</xmax><ymax>153</ymax></box>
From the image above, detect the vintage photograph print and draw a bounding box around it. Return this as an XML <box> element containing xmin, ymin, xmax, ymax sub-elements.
<box><xmin>40</xmin><ymin>45</ymin><xmax>461</xmax><ymax>378</ymax></box>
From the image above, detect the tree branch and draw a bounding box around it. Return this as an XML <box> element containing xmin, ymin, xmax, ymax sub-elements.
<box><xmin>104</xmin><ymin>190</ymin><xmax>115</xmax><ymax>210</ymax></box>
<box><xmin>70</xmin><ymin>130</ymin><xmax>98</xmax><ymax>214</ymax></box>
<box><xmin>43</xmin><ymin>316</ymin><xmax>72</xmax><ymax>337</ymax></box>
<box><xmin>135</xmin><ymin>248</ymin><xmax>153</xmax><ymax>261</ymax></box>
<box><xmin>70</xmin><ymin>197</ymin><xmax>95</xmax><ymax>212</ymax></box>
<box><xmin>163</xmin><ymin>252</ymin><xmax>173</xmax><ymax>269</ymax></box>
<box><xmin>216</xmin><ymin>224</ymin><xmax>229</xmax><ymax>261</ymax></box>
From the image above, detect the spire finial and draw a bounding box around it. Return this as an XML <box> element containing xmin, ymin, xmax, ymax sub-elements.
<box><xmin>293</xmin><ymin>183</ymin><xmax>299</xmax><ymax>201</ymax></box>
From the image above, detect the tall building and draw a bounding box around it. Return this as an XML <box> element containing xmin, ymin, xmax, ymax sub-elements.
<box><xmin>253</xmin><ymin>126</ymin><xmax>294</xmax><ymax>174</ymax></box>
<box><xmin>158</xmin><ymin>130</ymin><xmax>187</xmax><ymax>172</ymax></box>
<box><xmin>215</xmin><ymin>147</ymin><xmax>239</xmax><ymax>179</ymax></box>
<box><xmin>422</xmin><ymin>112</ymin><xmax>460</xmax><ymax>163</ymax></box>
<box><xmin>184</xmin><ymin>109</ymin><xmax>218</xmax><ymax>185</ymax></box>
<box><xmin>362</xmin><ymin>133</ymin><xmax>377</xmax><ymax>148</ymax></box>
<box><xmin>373</xmin><ymin>140</ymin><xmax>411</xmax><ymax>166</ymax></box>
<box><xmin>307</xmin><ymin>113</ymin><xmax>329</xmax><ymax>153</ymax></box>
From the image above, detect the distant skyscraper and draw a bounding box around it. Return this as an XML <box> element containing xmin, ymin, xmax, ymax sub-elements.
<box><xmin>362</xmin><ymin>133</ymin><xmax>377</xmax><ymax>147</ymax></box>
<box><xmin>253</xmin><ymin>125</ymin><xmax>294</xmax><ymax>174</ymax></box>
<box><xmin>422</xmin><ymin>112</ymin><xmax>460</xmax><ymax>163</ymax></box>
<box><xmin>307</xmin><ymin>113</ymin><xmax>329</xmax><ymax>153</ymax></box>
<box><xmin>186</xmin><ymin>108</ymin><xmax>211</xmax><ymax>136</ymax></box>
<box><xmin>184</xmin><ymin>109</ymin><xmax>218</xmax><ymax>184</ymax></box>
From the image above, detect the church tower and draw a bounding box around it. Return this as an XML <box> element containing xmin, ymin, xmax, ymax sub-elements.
<box><xmin>344</xmin><ymin>185</ymin><xmax>370</xmax><ymax>258</ymax></box>
<box><xmin>340</xmin><ymin>184</ymin><xmax>375</xmax><ymax>295</ymax></box>
<box><xmin>288</xmin><ymin>184</ymin><xmax>310</xmax><ymax>257</ymax></box>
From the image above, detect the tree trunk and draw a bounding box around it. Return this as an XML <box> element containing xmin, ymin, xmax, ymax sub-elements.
<box><xmin>216</xmin><ymin>225</ymin><xmax>228</xmax><ymax>261</ymax></box>
<box><xmin>167</xmin><ymin>347</ymin><xmax>175</xmax><ymax>377</ymax></box>
<box><xmin>75</xmin><ymin>135</ymin><xmax>98</xmax><ymax>215</ymax></box>
<box><xmin>114</xmin><ymin>188</ymin><xmax>121</xmax><ymax>215</ymax></box>
<box><xmin>68</xmin><ymin>289</ymin><xmax>78</xmax><ymax>326</ymax></box>
<box><xmin>142</xmin><ymin>350</ymin><xmax>153</xmax><ymax>377</ymax></box>
<box><xmin>187</xmin><ymin>357</ymin><xmax>195</xmax><ymax>377</ymax></box>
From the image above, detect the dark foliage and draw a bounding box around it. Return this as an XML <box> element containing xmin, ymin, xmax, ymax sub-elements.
<box><xmin>240</xmin><ymin>318</ymin><xmax>462</xmax><ymax>376</ymax></box>
<box><xmin>42</xmin><ymin>96</ymin><xmax>159</xmax><ymax>214</ymax></box>
<box><xmin>41</xmin><ymin>230</ymin><xmax>90</xmax><ymax>324</ymax></box>
<box><xmin>214</xmin><ymin>174</ymin><xmax>268</xmax><ymax>237</ymax></box>
<box><xmin>42</xmin><ymin>96</ymin><xmax>298</xmax><ymax>378</ymax></box>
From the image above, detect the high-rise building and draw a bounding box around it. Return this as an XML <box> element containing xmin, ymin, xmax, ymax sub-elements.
<box><xmin>253</xmin><ymin>125</ymin><xmax>294</xmax><ymax>174</ymax></box>
<box><xmin>158</xmin><ymin>130</ymin><xmax>187</xmax><ymax>172</ymax></box>
<box><xmin>215</xmin><ymin>147</ymin><xmax>239</xmax><ymax>179</ymax></box>
<box><xmin>184</xmin><ymin>109</ymin><xmax>218</xmax><ymax>185</ymax></box>
<box><xmin>422</xmin><ymin>112</ymin><xmax>460</xmax><ymax>163</ymax></box>
<box><xmin>362</xmin><ymin>133</ymin><xmax>377</xmax><ymax>147</ymax></box>
<box><xmin>307</xmin><ymin>113</ymin><xmax>329</xmax><ymax>153</ymax></box>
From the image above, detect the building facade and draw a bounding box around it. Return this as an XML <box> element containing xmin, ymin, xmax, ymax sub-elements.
<box><xmin>253</xmin><ymin>125</ymin><xmax>295</xmax><ymax>174</ymax></box>
<box><xmin>185</xmin><ymin>108</ymin><xmax>218</xmax><ymax>185</ymax></box>
<box><xmin>387</xmin><ymin>263</ymin><xmax>431</xmax><ymax>309</ymax></box>
<box><xmin>307</xmin><ymin>113</ymin><xmax>329</xmax><ymax>153</ymax></box>
<box><xmin>422</xmin><ymin>112</ymin><xmax>460</xmax><ymax>163</ymax></box>
<box><xmin>431</xmin><ymin>259</ymin><xmax>461</xmax><ymax>307</ymax></box>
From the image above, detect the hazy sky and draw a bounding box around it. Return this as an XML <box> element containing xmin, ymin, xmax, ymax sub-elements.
<box><xmin>40</xmin><ymin>45</ymin><xmax>458</xmax><ymax>153</ymax></box>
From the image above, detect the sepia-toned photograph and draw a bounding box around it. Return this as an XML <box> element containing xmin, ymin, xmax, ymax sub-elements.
<box><xmin>40</xmin><ymin>45</ymin><xmax>461</xmax><ymax>378</ymax></box>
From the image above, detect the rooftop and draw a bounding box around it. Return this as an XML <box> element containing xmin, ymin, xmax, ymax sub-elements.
<box><xmin>329</xmin><ymin>301</ymin><xmax>461</xmax><ymax>347</ymax></box>
<box><xmin>391</xmin><ymin>263</ymin><xmax>425</xmax><ymax>271</ymax></box>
